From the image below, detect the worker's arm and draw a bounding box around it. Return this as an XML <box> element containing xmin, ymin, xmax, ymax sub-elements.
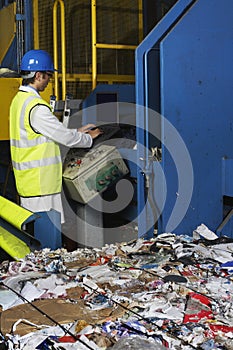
<box><xmin>30</xmin><ymin>104</ymin><xmax>94</xmax><ymax>148</ymax></box>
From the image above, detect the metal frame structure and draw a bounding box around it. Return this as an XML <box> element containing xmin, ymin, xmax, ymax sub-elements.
<box><xmin>91</xmin><ymin>0</ymin><xmax>143</xmax><ymax>90</ymax></box>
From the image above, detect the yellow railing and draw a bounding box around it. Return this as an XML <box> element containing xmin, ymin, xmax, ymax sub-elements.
<box><xmin>33</xmin><ymin>0</ymin><xmax>39</xmax><ymax>49</ymax></box>
<box><xmin>53</xmin><ymin>0</ymin><xmax>66</xmax><ymax>100</ymax></box>
<box><xmin>33</xmin><ymin>0</ymin><xmax>142</xmax><ymax>97</ymax></box>
<box><xmin>91</xmin><ymin>0</ymin><xmax>143</xmax><ymax>90</ymax></box>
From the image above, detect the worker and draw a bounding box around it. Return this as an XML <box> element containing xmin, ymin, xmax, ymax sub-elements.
<box><xmin>9</xmin><ymin>49</ymin><xmax>102</xmax><ymax>232</ymax></box>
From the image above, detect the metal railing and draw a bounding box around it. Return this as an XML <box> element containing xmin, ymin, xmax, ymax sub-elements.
<box><xmin>50</xmin><ymin>0</ymin><xmax>142</xmax><ymax>98</ymax></box>
<box><xmin>53</xmin><ymin>0</ymin><xmax>66</xmax><ymax>100</ymax></box>
<box><xmin>91</xmin><ymin>0</ymin><xmax>143</xmax><ymax>89</ymax></box>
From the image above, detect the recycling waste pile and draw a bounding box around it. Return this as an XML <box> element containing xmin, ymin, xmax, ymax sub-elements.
<box><xmin>0</xmin><ymin>224</ymin><xmax>233</xmax><ymax>350</ymax></box>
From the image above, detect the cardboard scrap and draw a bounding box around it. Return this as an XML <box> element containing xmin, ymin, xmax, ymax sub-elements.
<box><xmin>0</xmin><ymin>298</ymin><xmax>127</xmax><ymax>336</ymax></box>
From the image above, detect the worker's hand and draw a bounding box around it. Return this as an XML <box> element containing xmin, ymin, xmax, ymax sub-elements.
<box><xmin>78</xmin><ymin>123</ymin><xmax>103</xmax><ymax>139</ymax></box>
<box><xmin>87</xmin><ymin>127</ymin><xmax>103</xmax><ymax>139</ymax></box>
<box><xmin>78</xmin><ymin>124</ymin><xmax>96</xmax><ymax>133</ymax></box>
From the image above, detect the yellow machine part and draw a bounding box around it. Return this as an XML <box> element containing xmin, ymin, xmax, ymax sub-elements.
<box><xmin>0</xmin><ymin>78</ymin><xmax>53</xmax><ymax>140</ymax></box>
<box><xmin>0</xmin><ymin>78</ymin><xmax>20</xmax><ymax>141</ymax></box>
<box><xmin>0</xmin><ymin>226</ymin><xmax>30</xmax><ymax>259</ymax></box>
<box><xmin>0</xmin><ymin>195</ymin><xmax>33</xmax><ymax>231</ymax></box>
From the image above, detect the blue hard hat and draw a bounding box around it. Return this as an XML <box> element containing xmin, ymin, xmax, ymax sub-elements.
<box><xmin>20</xmin><ymin>49</ymin><xmax>56</xmax><ymax>72</ymax></box>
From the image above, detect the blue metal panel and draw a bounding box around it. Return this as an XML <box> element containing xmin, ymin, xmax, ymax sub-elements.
<box><xmin>135</xmin><ymin>0</ymin><xmax>195</xmax><ymax>238</ymax></box>
<box><xmin>82</xmin><ymin>84</ymin><xmax>135</xmax><ymax>125</ymax></box>
<box><xmin>160</xmin><ymin>0</ymin><xmax>233</xmax><ymax>234</ymax></box>
<box><xmin>34</xmin><ymin>210</ymin><xmax>62</xmax><ymax>250</ymax></box>
<box><xmin>136</xmin><ymin>0</ymin><xmax>233</xmax><ymax>237</ymax></box>
<box><xmin>24</xmin><ymin>0</ymin><xmax>33</xmax><ymax>52</ymax></box>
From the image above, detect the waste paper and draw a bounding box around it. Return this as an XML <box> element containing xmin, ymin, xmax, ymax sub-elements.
<box><xmin>0</xmin><ymin>224</ymin><xmax>232</xmax><ymax>349</ymax></box>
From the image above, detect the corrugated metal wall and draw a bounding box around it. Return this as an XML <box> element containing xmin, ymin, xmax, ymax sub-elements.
<box><xmin>37</xmin><ymin>0</ymin><xmax>141</xmax><ymax>99</ymax></box>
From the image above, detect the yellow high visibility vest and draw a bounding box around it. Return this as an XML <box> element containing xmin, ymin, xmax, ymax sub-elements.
<box><xmin>10</xmin><ymin>91</ymin><xmax>62</xmax><ymax>197</ymax></box>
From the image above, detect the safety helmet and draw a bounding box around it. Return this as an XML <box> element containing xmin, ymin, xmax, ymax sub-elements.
<box><xmin>20</xmin><ymin>49</ymin><xmax>56</xmax><ymax>72</ymax></box>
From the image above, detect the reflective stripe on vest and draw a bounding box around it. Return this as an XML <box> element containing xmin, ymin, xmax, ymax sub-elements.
<box><xmin>12</xmin><ymin>155</ymin><xmax>61</xmax><ymax>170</ymax></box>
<box><xmin>10</xmin><ymin>92</ymin><xmax>62</xmax><ymax>197</ymax></box>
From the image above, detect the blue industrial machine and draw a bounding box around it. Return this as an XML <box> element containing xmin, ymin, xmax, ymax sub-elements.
<box><xmin>79</xmin><ymin>0</ymin><xmax>233</xmax><ymax>241</ymax></box>
<box><xmin>136</xmin><ymin>0</ymin><xmax>233</xmax><ymax>238</ymax></box>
